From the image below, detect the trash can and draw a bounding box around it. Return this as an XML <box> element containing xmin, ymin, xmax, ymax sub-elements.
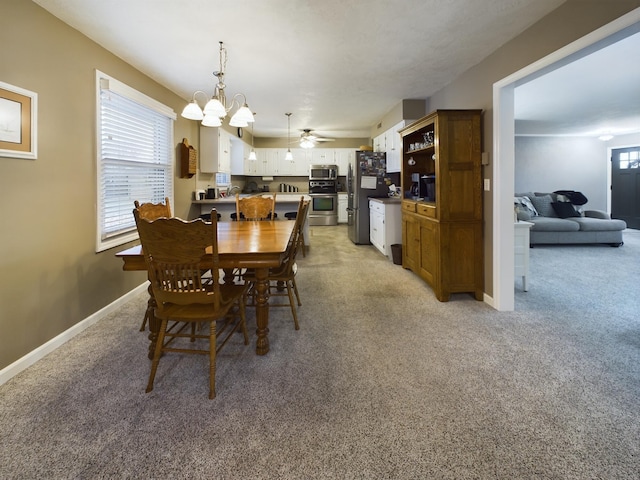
<box><xmin>391</xmin><ymin>244</ymin><xmax>402</xmax><ymax>265</ymax></box>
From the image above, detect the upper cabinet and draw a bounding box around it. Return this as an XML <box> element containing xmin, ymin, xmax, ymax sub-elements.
<box><xmin>374</xmin><ymin>120</ymin><xmax>405</xmax><ymax>173</ymax></box>
<box><xmin>200</xmin><ymin>126</ymin><xmax>231</xmax><ymax>173</ymax></box>
<box><xmin>241</xmin><ymin>148</ymin><xmax>353</xmax><ymax>177</ymax></box>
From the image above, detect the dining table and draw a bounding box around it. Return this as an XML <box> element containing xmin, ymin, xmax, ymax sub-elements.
<box><xmin>115</xmin><ymin>219</ymin><xmax>296</xmax><ymax>357</ymax></box>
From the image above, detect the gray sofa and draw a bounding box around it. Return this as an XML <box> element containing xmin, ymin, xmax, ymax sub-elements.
<box><xmin>515</xmin><ymin>192</ymin><xmax>626</xmax><ymax>246</ymax></box>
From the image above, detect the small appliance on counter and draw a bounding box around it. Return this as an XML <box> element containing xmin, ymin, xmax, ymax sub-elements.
<box><xmin>194</xmin><ymin>189</ymin><xmax>206</xmax><ymax>201</ymax></box>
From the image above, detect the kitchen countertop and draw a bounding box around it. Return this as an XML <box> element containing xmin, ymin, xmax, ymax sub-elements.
<box><xmin>368</xmin><ymin>196</ymin><xmax>402</xmax><ymax>204</ymax></box>
<box><xmin>194</xmin><ymin>192</ymin><xmax>310</xmax><ymax>204</ymax></box>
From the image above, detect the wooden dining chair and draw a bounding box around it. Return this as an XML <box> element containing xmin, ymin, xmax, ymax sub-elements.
<box><xmin>245</xmin><ymin>197</ymin><xmax>309</xmax><ymax>330</ymax></box>
<box><xmin>134</xmin><ymin>196</ymin><xmax>171</xmax><ymax>220</ymax></box>
<box><xmin>133</xmin><ymin>197</ymin><xmax>172</xmax><ymax>331</ymax></box>
<box><xmin>235</xmin><ymin>193</ymin><xmax>277</xmax><ymax>221</ymax></box>
<box><xmin>133</xmin><ymin>209</ymin><xmax>249</xmax><ymax>399</ymax></box>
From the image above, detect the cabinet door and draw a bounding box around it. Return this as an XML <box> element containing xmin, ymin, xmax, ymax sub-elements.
<box><xmin>334</xmin><ymin>149</ymin><xmax>352</xmax><ymax>177</ymax></box>
<box><xmin>419</xmin><ymin>218</ymin><xmax>438</xmax><ymax>287</ymax></box>
<box><xmin>370</xmin><ymin>205</ymin><xmax>384</xmax><ymax>254</ymax></box>
<box><xmin>338</xmin><ymin>193</ymin><xmax>348</xmax><ymax>223</ymax></box>
<box><xmin>385</xmin><ymin>121</ymin><xmax>404</xmax><ymax>173</ymax></box>
<box><xmin>402</xmin><ymin>214</ymin><xmax>420</xmax><ymax>271</ymax></box>
<box><xmin>310</xmin><ymin>148</ymin><xmax>333</xmax><ymax>165</ymax></box>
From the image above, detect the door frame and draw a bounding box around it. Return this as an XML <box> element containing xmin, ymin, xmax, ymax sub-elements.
<box><xmin>492</xmin><ymin>8</ymin><xmax>640</xmax><ymax>311</ymax></box>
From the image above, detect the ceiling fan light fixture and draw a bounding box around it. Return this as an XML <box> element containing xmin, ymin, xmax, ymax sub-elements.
<box><xmin>300</xmin><ymin>138</ymin><xmax>314</xmax><ymax>149</ymax></box>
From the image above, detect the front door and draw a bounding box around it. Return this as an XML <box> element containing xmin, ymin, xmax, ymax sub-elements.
<box><xmin>611</xmin><ymin>146</ymin><xmax>640</xmax><ymax>229</ymax></box>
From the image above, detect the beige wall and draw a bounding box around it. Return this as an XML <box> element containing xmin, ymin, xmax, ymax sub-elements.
<box><xmin>1</xmin><ymin>0</ymin><xmax>639</xmax><ymax>370</ymax></box>
<box><xmin>0</xmin><ymin>0</ymin><xmax>197</xmax><ymax>368</ymax></box>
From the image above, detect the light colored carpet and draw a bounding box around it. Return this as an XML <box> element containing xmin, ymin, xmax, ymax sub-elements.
<box><xmin>1</xmin><ymin>226</ymin><xmax>639</xmax><ymax>479</ymax></box>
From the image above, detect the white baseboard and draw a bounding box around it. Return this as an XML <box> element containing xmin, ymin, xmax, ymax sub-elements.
<box><xmin>0</xmin><ymin>283</ymin><xmax>148</xmax><ymax>386</ymax></box>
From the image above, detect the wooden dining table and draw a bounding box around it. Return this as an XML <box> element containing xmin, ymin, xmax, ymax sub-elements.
<box><xmin>115</xmin><ymin>219</ymin><xmax>296</xmax><ymax>357</ymax></box>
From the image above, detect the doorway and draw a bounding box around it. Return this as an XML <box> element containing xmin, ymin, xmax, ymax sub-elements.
<box><xmin>492</xmin><ymin>9</ymin><xmax>640</xmax><ymax>311</ymax></box>
<box><xmin>611</xmin><ymin>146</ymin><xmax>640</xmax><ymax>229</ymax></box>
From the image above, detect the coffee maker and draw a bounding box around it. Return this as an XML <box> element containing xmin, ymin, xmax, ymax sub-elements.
<box><xmin>410</xmin><ymin>173</ymin><xmax>435</xmax><ymax>201</ymax></box>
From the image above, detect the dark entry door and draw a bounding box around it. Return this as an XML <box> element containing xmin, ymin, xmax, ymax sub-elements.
<box><xmin>611</xmin><ymin>146</ymin><xmax>640</xmax><ymax>229</ymax></box>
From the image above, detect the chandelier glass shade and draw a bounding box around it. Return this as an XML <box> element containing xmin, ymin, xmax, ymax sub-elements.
<box><xmin>181</xmin><ymin>42</ymin><xmax>255</xmax><ymax>128</ymax></box>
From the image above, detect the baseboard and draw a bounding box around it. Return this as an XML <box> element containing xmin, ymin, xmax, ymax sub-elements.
<box><xmin>483</xmin><ymin>292</ymin><xmax>495</xmax><ymax>308</ymax></box>
<box><xmin>0</xmin><ymin>283</ymin><xmax>148</xmax><ymax>386</ymax></box>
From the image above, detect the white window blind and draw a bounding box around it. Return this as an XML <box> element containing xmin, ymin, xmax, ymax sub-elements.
<box><xmin>96</xmin><ymin>71</ymin><xmax>175</xmax><ymax>252</ymax></box>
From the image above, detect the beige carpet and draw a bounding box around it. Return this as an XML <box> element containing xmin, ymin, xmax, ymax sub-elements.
<box><xmin>1</xmin><ymin>226</ymin><xmax>639</xmax><ymax>479</ymax></box>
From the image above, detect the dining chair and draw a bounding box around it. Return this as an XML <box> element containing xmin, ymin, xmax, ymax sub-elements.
<box><xmin>235</xmin><ymin>193</ymin><xmax>277</xmax><ymax>221</ymax></box>
<box><xmin>133</xmin><ymin>197</ymin><xmax>172</xmax><ymax>331</ymax></box>
<box><xmin>133</xmin><ymin>208</ymin><xmax>249</xmax><ymax>399</ymax></box>
<box><xmin>245</xmin><ymin>197</ymin><xmax>309</xmax><ymax>330</ymax></box>
<box><xmin>133</xmin><ymin>196</ymin><xmax>171</xmax><ymax>221</ymax></box>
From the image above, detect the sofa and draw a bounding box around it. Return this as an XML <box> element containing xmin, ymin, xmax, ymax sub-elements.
<box><xmin>515</xmin><ymin>191</ymin><xmax>627</xmax><ymax>246</ymax></box>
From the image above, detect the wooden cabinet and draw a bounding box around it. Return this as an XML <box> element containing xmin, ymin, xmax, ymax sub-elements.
<box><xmin>399</xmin><ymin>110</ymin><xmax>483</xmax><ymax>301</ymax></box>
<box><xmin>200</xmin><ymin>126</ymin><xmax>231</xmax><ymax>173</ymax></box>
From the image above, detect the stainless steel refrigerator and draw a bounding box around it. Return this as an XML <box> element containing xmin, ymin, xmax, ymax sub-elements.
<box><xmin>347</xmin><ymin>151</ymin><xmax>388</xmax><ymax>244</ymax></box>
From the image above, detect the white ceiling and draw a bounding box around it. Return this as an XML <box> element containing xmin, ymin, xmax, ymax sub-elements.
<box><xmin>32</xmin><ymin>0</ymin><xmax>638</xmax><ymax>140</ymax></box>
<box><xmin>515</xmin><ymin>29</ymin><xmax>640</xmax><ymax>137</ymax></box>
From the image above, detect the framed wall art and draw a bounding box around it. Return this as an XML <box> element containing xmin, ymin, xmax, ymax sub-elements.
<box><xmin>0</xmin><ymin>80</ymin><xmax>38</xmax><ymax>159</ymax></box>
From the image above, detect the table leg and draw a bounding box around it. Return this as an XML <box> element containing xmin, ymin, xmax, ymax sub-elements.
<box><xmin>254</xmin><ymin>267</ymin><xmax>270</xmax><ymax>355</ymax></box>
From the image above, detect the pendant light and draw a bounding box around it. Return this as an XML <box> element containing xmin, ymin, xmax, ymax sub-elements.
<box><xmin>285</xmin><ymin>113</ymin><xmax>293</xmax><ymax>161</ymax></box>
<box><xmin>248</xmin><ymin>115</ymin><xmax>257</xmax><ymax>161</ymax></box>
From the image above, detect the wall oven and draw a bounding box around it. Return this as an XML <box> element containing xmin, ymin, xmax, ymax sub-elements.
<box><xmin>309</xmin><ymin>164</ymin><xmax>338</xmax><ymax>180</ymax></box>
<box><xmin>309</xmin><ymin>179</ymin><xmax>338</xmax><ymax>226</ymax></box>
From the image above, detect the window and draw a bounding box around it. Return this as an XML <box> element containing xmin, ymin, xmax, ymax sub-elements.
<box><xmin>618</xmin><ymin>149</ymin><xmax>639</xmax><ymax>170</ymax></box>
<box><xmin>96</xmin><ymin>71</ymin><xmax>176</xmax><ymax>252</ymax></box>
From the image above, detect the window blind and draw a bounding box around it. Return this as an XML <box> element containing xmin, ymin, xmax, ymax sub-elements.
<box><xmin>96</xmin><ymin>73</ymin><xmax>174</xmax><ymax>251</ymax></box>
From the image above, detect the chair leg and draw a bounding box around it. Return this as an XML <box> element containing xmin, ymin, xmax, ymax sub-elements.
<box><xmin>292</xmin><ymin>278</ymin><xmax>302</xmax><ymax>307</ymax></box>
<box><xmin>299</xmin><ymin>232</ymin><xmax>306</xmax><ymax>257</ymax></box>
<box><xmin>209</xmin><ymin>321</ymin><xmax>216</xmax><ymax>399</ymax></box>
<box><xmin>146</xmin><ymin>318</ymin><xmax>168</xmax><ymax>393</ymax></box>
<box><xmin>285</xmin><ymin>282</ymin><xmax>300</xmax><ymax>330</ymax></box>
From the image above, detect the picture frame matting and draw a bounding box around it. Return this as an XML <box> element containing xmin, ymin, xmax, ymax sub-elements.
<box><xmin>0</xmin><ymin>80</ymin><xmax>38</xmax><ymax>160</ymax></box>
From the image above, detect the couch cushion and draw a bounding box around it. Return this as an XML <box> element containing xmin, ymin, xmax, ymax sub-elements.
<box><xmin>551</xmin><ymin>201</ymin><xmax>580</xmax><ymax>218</ymax></box>
<box><xmin>528</xmin><ymin>216</ymin><xmax>580</xmax><ymax>232</ymax></box>
<box><xmin>529</xmin><ymin>194</ymin><xmax>557</xmax><ymax>217</ymax></box>
<box><xmin>514</xmin><ymin>195</ymin><xmax>538</xmax><ymax>218</ymax></box>
<box><xmin>569</xmin><ymin>217</ymin><xmax>627</xmax><ymax>232</ymax></box>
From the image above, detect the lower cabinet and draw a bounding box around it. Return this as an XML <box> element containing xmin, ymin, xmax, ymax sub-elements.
<box><xmin>370</xmin><ymin>199</ymin><xmax>402</xmax><ymax>258</ymax></box>
<box><xmin>402</xmin><ymin>207</ymin><xmax>483</xmax><ymax>302</ymax></box>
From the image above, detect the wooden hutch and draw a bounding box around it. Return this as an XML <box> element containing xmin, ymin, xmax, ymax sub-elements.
<box><xmin>399</xmin><ymin>110</ymin><xmax>483</xmax><ymax>301</ymax></box>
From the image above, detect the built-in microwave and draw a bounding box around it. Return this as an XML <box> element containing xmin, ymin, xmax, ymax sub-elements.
<box><xmin>309</xmin><ymin>164</ymin><xmax>338</xmax><ymax>180</ymax></box>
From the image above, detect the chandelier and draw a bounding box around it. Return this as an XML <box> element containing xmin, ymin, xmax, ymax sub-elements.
<box><xmin>181</xmin><ymin>41</ymin><xmax>255</xmax><ymax>128</ymax></box>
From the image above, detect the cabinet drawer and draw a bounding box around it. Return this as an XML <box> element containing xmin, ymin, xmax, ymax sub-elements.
<box><xmin>417</xmin><ymin>203</ymin><xmax>437</xmax><ymax>218</ymax></box>
<box><xmin>402</xmin><ymin>200</ymin><xmax>417</xmax><ymax>213</ymax></box>
<box><xmin>369</xmin><ymin>200</ymin><xmax>384</xmax><ymax>214</ymax></box>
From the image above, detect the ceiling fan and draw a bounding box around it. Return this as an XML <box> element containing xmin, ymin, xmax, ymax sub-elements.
<box><xmin>297</xmin><ymin>129</ymin><xmax>335</xmax><ymax>148</ymax></box>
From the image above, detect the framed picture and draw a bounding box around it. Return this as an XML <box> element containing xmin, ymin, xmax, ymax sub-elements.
<box><xmin>0</xmin><ymin>80</ymin><xmax>38</xmax><ymax>159</ymax></box>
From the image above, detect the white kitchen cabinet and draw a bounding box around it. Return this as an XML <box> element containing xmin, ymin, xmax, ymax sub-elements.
<box><xmin>385</xmin><ymin>120</ymin><xmax>404</xmax><ymax>173</ymax></box>
<box><xmin>369</xmin><ymin>199</ymin><xmax>402</xmax><ymax>259</ymax></box>
<box><xmin>200</xmin><ymin>126</ymin><xmax>231</xmax><ymax>173</ymax></box>
<box><xmin>334</xmin><ymin>149</ymin><xmax>353</xmax><ymax>177</ymax></box>
<box><xmin>230</xmin><ymin>137</ymin><xmax>249</xmax><ymax>175</ymax></box>
<box><xmin>338</xmin><ymin>193</ymin><xmax>348</xmax><ymax>223</ymax></box>
<box><xmin>514</xmin><ymin>221</ymin><xmax>533</xmax><ymax>291</ymax></box>
<box><xmin>310</xmin><ymin>148</ymin><xmax>334</xmax><ymax>165</ymax></box>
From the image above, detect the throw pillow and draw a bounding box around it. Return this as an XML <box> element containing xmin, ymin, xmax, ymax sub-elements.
<box><xmin>514</xmin><ymin>196</ymin><xmax>538</xmax><ymax>216</ymax></box>
<box><xmin>552</xmin><ymin>201</ymin><xmax>580</xmax><ymax>218</ymax></box>
<box><xmin>530</xmin><ymin>194</ymin><xmax>556</xmax><ymax>217</ymax></box>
